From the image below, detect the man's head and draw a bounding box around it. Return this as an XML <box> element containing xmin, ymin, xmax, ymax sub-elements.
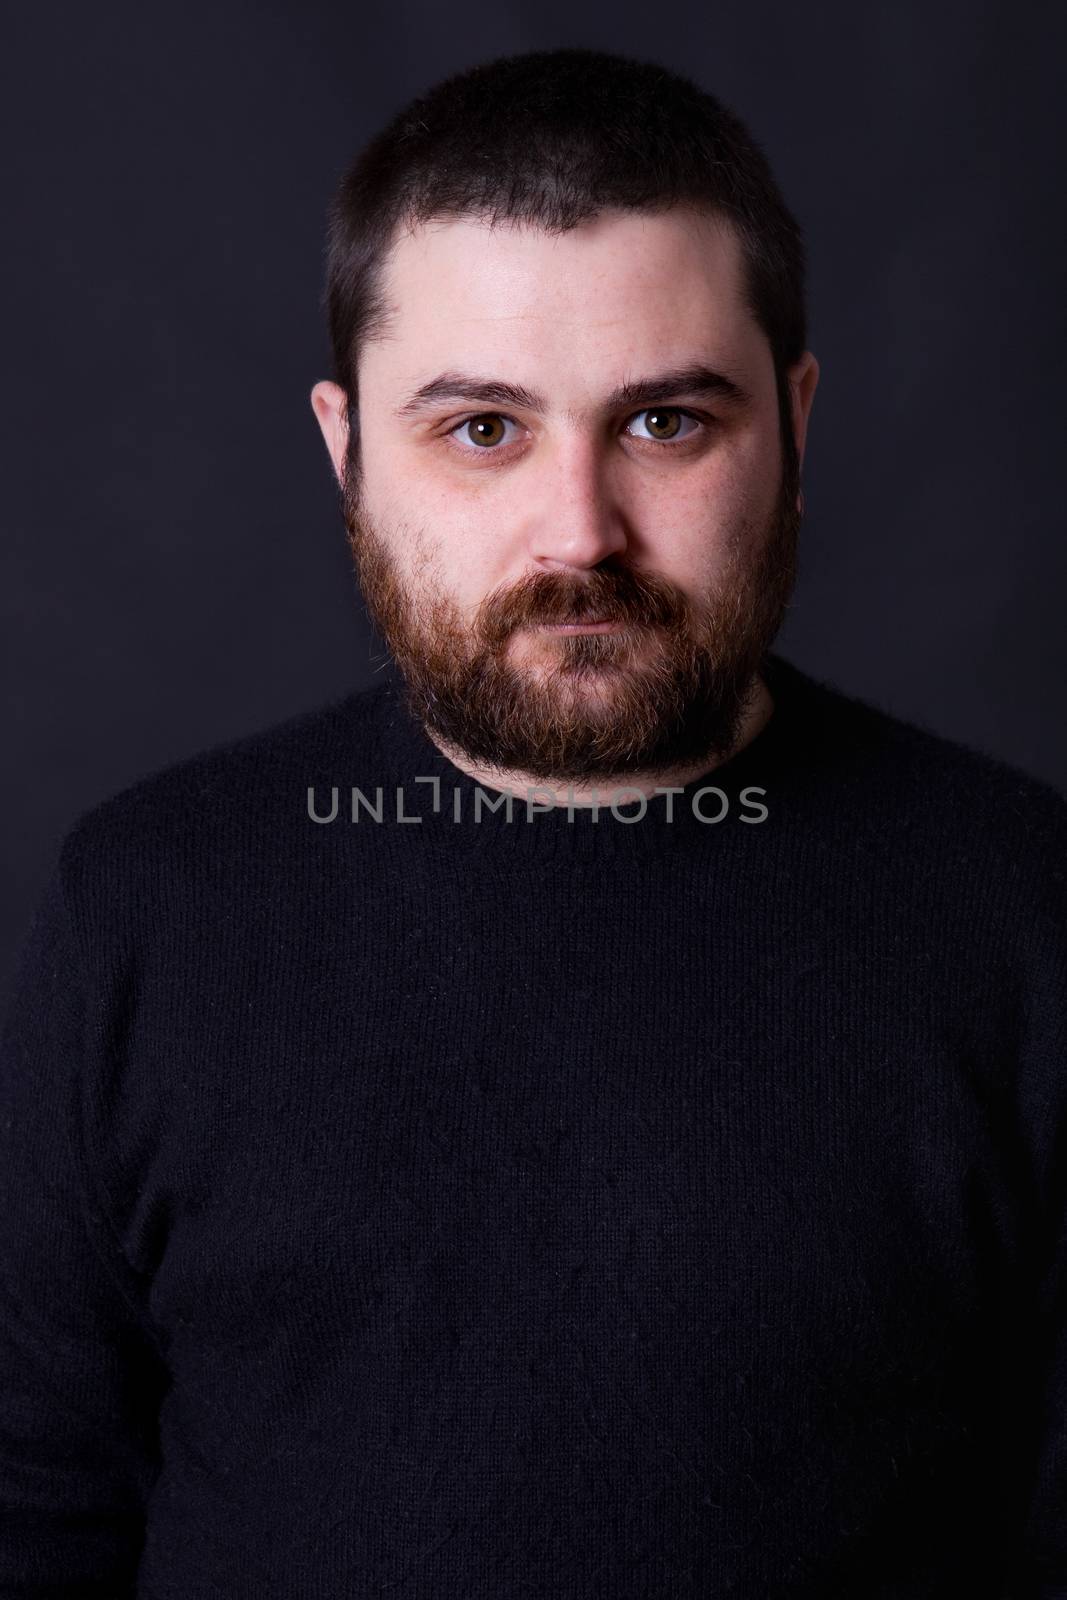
<box><xmin>312</xmin><ymin>49</ymin><xmax>819</xmax><ymax>785</ymax></box>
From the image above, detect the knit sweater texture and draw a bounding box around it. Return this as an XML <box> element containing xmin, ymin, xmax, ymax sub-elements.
<box><xmin>1</xmin><ymin>650</ymin><xmax>1066</xmax><ymax>1598</ymax></box>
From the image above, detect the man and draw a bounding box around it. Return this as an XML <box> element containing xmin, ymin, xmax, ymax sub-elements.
<box><xmin>1</xmin><ymin>46</ymin><xmax>1064</xmax><ymax>1598</ymax></box>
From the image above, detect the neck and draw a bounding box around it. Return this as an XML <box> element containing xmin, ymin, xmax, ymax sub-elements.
<box><xmin>420</xmin><ymin>673</ymin><xmax>775</xmax><ymax>810</ymax></box>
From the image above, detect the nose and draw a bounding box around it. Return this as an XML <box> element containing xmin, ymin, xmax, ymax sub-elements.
<box><xmin>525</xmin><ymin>437</ymin><xmax>629</xmax><ymax>570</ymax></box>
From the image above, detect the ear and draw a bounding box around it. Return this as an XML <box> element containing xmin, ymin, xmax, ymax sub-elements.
<box><xmin>310</xmin><ymin>380</ymin><xmax>350</xmax><ymax>488</ymax></box>
<box><xmin>786</xmin><ymin>351</ymin><xmax>819</xmax><ymax>472</ymax></box>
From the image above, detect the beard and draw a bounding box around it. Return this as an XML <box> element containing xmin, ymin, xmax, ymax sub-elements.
<box><xmin>340</xmin><ymin>421</ymin><xmax>802</xmax><ymax>783</ymax></box>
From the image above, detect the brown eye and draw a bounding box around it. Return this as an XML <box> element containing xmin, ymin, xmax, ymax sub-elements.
<box><xmin>647</xmin><ymin>410</ymin><xmax>682</xmax><ymax>439</ymax></box>
<box><xmin>465</xmin><ymin>415</ymin><xmax>508</xmax><ymax>447</ymax></box>
<box><xmin>444</xmin><ymin>413</ymin><xmax>522</xmax><ymax>458</ymax></box>
<box><xmin>626</xmin><ymin>408</ymin><xmax>702</xmax><ymax>444</ymax></box>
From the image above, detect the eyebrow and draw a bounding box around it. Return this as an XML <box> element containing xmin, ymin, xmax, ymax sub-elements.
<box><xmin>394</xmin><ymin>363</ymin><xmax>752</xmax><ymax>422</ymax></box>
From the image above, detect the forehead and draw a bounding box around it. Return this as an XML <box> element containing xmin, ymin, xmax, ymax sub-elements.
<box><xmin>362</xmin><ymin>207</ymin><xmax>762</xmax><ymax>387</ymax></box>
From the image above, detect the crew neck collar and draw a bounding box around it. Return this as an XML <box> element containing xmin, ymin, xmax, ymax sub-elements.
<box><xmin>364</xmin><ymin>651</ymin><xmax>810</xmax><ymax>860</ymax></box>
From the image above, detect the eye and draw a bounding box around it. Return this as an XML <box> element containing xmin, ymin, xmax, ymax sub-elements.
<box><xmin>446</xmin><ymin>414</ymin><xmax>523</xmax><ymax>452</ymax></box>
<box><xmin>625</xmin><ymin>408</ymin><xmax>703</xmax><ymax>443</ymax></box>
<box><xmin>441</xmin><ymin>405</ymin><xmax>708</xmax><ymax>459</ymax></box>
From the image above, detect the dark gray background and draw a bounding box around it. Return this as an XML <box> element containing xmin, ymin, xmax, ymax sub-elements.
<box><xmin>3</xmin><ymin>0</ymin><xmax>1065</xmax><ymax>1000</ymax></box>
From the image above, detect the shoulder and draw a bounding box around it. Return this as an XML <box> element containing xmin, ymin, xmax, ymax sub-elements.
<box><xmin>770</xmin><ymin>654</ymin><xmax>1067</xmax><ymax>925</ymax></box>
<box><xmin>55</xmin><ymin>684</ymin><xmax>393</xmax><ymax>911</ymax></box>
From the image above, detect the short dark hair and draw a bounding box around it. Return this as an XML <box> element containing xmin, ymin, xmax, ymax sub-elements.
<box><xmin>323</xmin><ymin>47</ymin><xmax>807</xmax><ymax>455</ymax></box>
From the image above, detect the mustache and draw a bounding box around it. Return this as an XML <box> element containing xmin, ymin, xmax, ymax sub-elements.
<box><xmin>478</xmin><ymin>565</ymin><xmax>687</xmax><ymax>642</ymax></box>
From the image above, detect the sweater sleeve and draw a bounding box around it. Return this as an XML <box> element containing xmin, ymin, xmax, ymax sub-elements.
<box><xmin>1024</xmin><ymin>1232</ymin><xmax>1067</xmax><ymax>1597</ymax></box>
<box><xmin>1002</xmin><ymin>837</ymin><xmax>1067</xmax><ymax>1598</ymax></box>
<box><xmin>1009</xmin><ymin>1091</ymin><xmax>1067</xmax><ymax>1595</ymax></box>
<box><xmin>0</xmin><ymin>862</ymin><xmax>166</xmax><ymax>1596</ymax></box>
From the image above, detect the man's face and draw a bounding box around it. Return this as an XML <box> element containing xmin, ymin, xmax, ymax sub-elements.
<box><xmin>313</xmin><ymin>207</ymin><xmax>818</xmax><ymax>782</ymax></box>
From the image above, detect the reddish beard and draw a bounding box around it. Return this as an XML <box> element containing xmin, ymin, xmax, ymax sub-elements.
<box><xmin>340</xmin><ymin>440</ymin><xmax>801</xmax><ymax>783</ymax></box>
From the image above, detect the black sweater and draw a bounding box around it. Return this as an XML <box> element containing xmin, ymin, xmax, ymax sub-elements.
<box><xmin>2</xmin><ymin>651</ymin><xmax>1066</xmax><ymax>1598</ymax></box>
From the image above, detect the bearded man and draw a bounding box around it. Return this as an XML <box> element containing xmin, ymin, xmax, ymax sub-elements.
<box><xmin>2</xmin><ymin>46</ymin><xmax>1065</xmax><ymax>1598</ymax></box>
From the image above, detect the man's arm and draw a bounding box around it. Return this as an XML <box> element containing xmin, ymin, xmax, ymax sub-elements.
<box><xmin>0</xmin><ymin>865</ymin><xmax>165</xmax><ymax>1595</ymax></box>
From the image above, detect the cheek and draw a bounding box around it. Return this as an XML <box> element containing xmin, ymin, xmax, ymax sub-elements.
<box><xmin>701</xmin><ymin>431</ymin><xmax>784</xmax><ymax>553</ymax></box>
<box><xmin>649</xmin><ymin>475</ymin><xmax>780</xmax><ymax>604</ymax></box>
<box><xmin>402</xmin><ymin>520</ymin><xmax>495</xmax><ymax>622</ymax></box>
<box><xmin>636</xmin><ymin>465</ymin><xmax>750</xmax><ymax>582</ymax></box>
<box><xmin>351</xmin><ymin>432</ymin><xmax>400</xmax><ymax>527</ymax></box>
